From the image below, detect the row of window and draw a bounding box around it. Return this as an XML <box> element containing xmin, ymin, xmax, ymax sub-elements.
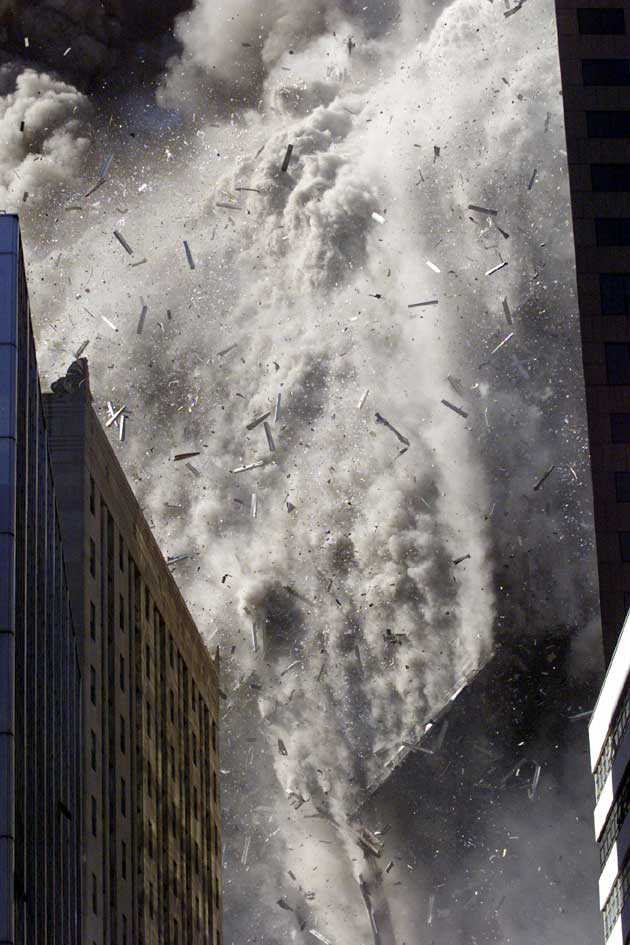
<box><xmin>599</xmin><ymin>765</ymin><xmax>630</xmax><ymax>867</ymax></box>
<box><xmin>594</xmin><ymin>680</ymin><xmax>630</xmax><ymax>800</ymax></box>
<box><xmin>603</xmin><ymin>849</ymin><xmax>630</xmax><ymax>939</ymax></box>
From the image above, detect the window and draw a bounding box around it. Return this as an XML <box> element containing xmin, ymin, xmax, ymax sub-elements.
<box><xmin>172</xmin><ymin>801</ymin><xmax>177</xmax><ymax>837</ymax></box>
<box><xmin>583</xmin><ymin>59</ymin><xmax>630</xmax><ymax>85</ymax></box>
<box><xmin>173</xmin><ymin>860</ymin><xmax>178</xmax><ymax>897</ymax></box>
<box><xmin>92</xmin><ymin>872</ymin><xmax>97</xmax><ymax>915</ymax></box>
<box><xmin>169</xmin><ymin>633</ymin><xmax>174</xmax><ymax>668</ymax></box>
<box><xmin>89</xmin><ymin>538</ymin><xmax>96</xmax><ymax>577</ymax></box>
<box><xmin>173</xmin><ymin>919</ymin><xmax>178</xmax><ymax>945</ymax></box>
<box><xmin>578</xmin><ymin>8</ymin><xmax>625</xmax><ymax>34</ymax></box>
<box><xmin>90</xmin><ymin>601</ymin><xmax>96</xmax><ymax>640</ymax></box>
<box><xmin>592</xmin><ymin>165</ymin><xmax>630</xmax><ymax>192</ymax></box>
<box><xmin>620</xmin><ymin>533</ymin><xmax>630</xmax><ymax>561</ymax></box>
<box><xmin>194</xmin><ymin>785</ymin><xmax>198</xmax><ymax>819</ymax></box>
<box><xmin>148</xmin><ymin>821</ymin><xmax>154</xmax><ymax>859</ymax></box>
<box><xmin>195</xmin><ymin>840</ymin><xmax>199</xmax><ymax>874</ymax></box>
<box><xmin>197</xmin><ymin>896</ymin><xmax>201</xmax><ymax>930</ymax></box>
<box><xmin>89</xmin><ymin>475</ymin><xmax>95</xmax><ymax>514</ymax></box>
<box><xmin>596</xmin><ymin>218</ymin><xmax>630</xmax><ymax>246</ymax></box>
<box><xmin>145</xmin><ymin>589</ymin><xmax>150</xmax><ymax>621</ymax></box>
<box><xmin>91</xmin><ymin>730</ymin><xmax>96</xmax><ymax>771</ymax></box>
<box><xmin>91</xmin><ymin>795</ymin><xmax>97</xmax><ymax>836</ymax></box>
<box><xmin>122</xmin><ymin>914</ymin><xmax>127</xmax><ymax>945</ymax></box>
<box><xmin>120</xmin><ymin>654</ymin><xmax>125</xmax><ymax>692</ymax></box>
<box><xmin>212</xmin><ymin>719</ymin><xmax>217</xmax><ymax>752</ymax></box>
<box><xmin>170</xmin><ymin>690</ymin><xmax>175</xmax><ymax>724</ymax></box>
<box><xmin>588</xmin><ymin>111</ymin><xmax>630</xmax><ymax>138</ymax></box>
<box><xmin>121</xmin><ymin>778</ymin><xmax>126</xmax><ymax>817</ymax></box>
<box><xmin>215</xmin><ymin>877</ymin><xmax>219</xmax><ymax>910</ymax></box>
<box><xmin>616</xmin><ymin>472</ymin><xmax>630</xmax><ymax>501</ymax></box>
<box><xmin>171</xmin><ymin>743</ymin><xmax>175</xmax><ymax>779</ymax></box>
<box><xmin>606</xmin><ymin>343</ymin><xmax>630</xmax><ymax>384</ymax></box>
<box><xmin>119</xmin><ymin>594</ymin><xmax>125</xmax><ymax>631</ymax></box>
<box><xmin>213</xmin><ymin>772</ymin><xmax>218</xmax><ymax>804</ymax></box>
<box><xmin>191</xmin><ymin>683</ymin><xmax>196</xmax><ymax>714</ymax></box>
<box><xmin>149</xmin><ymin>882</ymin><xmax>154</xmax><ymax>919</ymax></box>
<box><xmin>193</xmin><ymin>733</ymin><xmax>197</xmax><ymax>766</ymax></box>
<box><xmin>145</xmin><ymin>644</ymin><xmax>151</xmax><ymax>680</ymax></box>
<box><xmin>146</xmin><ymin>701</ymin><xmax>152</xmax><ymax>738</ymax></box>
<box><xmin>90</xmin><ymin>666</ymin><xmax>96</xmax><ymax>705</ymax></box>
<box><xmin>119</xmin><ymin>535</ymin><xmax>125</xmax><ymax>572</ymax></box>
<box><xmin>122</xmin><ymin>841</ymin><xmax>127</xmax><ymax>880</ymax></box>
<box><xmin>147</xmin><ymin>761</ymin><xmax>152</xmax><ymax>798</ymax></box>
<box><xmin>614</xmin><ymin>412</ymin><xmax>630</xmax><ymax>445</ymax></box>
<box><xmin>120</xmin><ymin>715</ymin><xmax>126</xmax><ymax>754</ymax></box>
<box><xmin>601</xmin><ymin>273</ymin><xmax>630</xmax><ymax>314</ymax></box>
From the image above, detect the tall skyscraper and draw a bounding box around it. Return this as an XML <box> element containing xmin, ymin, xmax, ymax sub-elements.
<box><xmin>588</xmin><ymin>613</ymin><xmax>630</xmax><ymax>945</ymax></box>
<box><xmin>0</xmin><ymin>213</ymin><xmax>82</xmax><ymax>945</ymax></box>
<box><xmin>43</xmin><ymin>365</ymin><xmax>223</xmax><ymax>945</ymax></box>
<box><xmin>555</xmin><ymin>1</ymin><xmax>630</xmax><ymax>665</ymax></box>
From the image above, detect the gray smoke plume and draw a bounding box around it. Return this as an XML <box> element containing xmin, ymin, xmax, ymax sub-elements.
<box><xmin>3</xmin><ymin>0</ymin><xmax>602</xmax><ymax>941</ymax></box>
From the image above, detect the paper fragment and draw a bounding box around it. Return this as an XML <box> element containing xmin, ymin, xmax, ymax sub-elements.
<box><xmin>309</xmin><ymin>931</ymin><xmax>332</xmax><ymax>945</ymax></box>
<box><xmin>98</xmin><ymin>153</ymin><xmax>114</xmax><ymax>179</ymax></box>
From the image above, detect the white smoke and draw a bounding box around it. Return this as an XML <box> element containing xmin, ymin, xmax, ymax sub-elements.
<box><xmin>6</xmin><ymin>0</ymin><xmax>598</xmax><ymax>941</ymax></box>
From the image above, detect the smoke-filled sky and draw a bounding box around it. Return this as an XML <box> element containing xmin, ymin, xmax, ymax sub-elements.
<box><xmin>1</xmin><ymin>0</ymin><xmax>605</xmax><ymax>942</ymax></box>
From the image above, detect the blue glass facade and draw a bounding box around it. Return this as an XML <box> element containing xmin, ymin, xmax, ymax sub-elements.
<box><xmin>0</xmin><ymin>215</ymin><xmax>81</xmax><ymax>945</ymax></box>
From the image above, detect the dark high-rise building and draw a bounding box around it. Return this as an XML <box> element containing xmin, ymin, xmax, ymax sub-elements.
<box><xmin>0</xmin><ymin>213</ymin><xmax>82</xmax><ymax>945</ymax></box>
<box><xmin>43</xmin><ymin>364</ymin><xmax>223</xmax><ymax>945</ymax></box>
<box><xmin>555</xmin><ymin>1</ymin><xmax>630</xmax><ymax>665</ymax></box>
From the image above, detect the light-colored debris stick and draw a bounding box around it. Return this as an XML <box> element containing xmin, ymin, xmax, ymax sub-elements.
<box><xmin>231</xmin><ymin>461</ymin><xmax>265</xmax><ymax>474</ymax></box>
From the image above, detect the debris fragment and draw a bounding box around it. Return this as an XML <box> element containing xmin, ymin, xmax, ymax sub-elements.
<box><xmin>356</xmin><ymin>827</ymin><xmax>384</xmax><ymax>857</ymax></box>
<box><xmin>174</xmin><ymin>451</ymin><xmax>200</xmax><ymax>462</ymax></box>
<box><xmin>375</xmin><ymin>412</ymin><xmax>410</xmax><ymax>446</ymax></box>
<box><xmin>118</xmin><ymin>414</ymin><xmax>126</xmax><ymax>442</ymax></box>
<box><xmin>231</xmin><ymin>461</ymin><xmax>265</xmax><ymax>474</ymax></box>
<box><xmin>277</xmin><ymin>898</ymin><xmax>294</xmax><ymax>912</ymax></box>
<box><xmin>309</xmin><ymin>931</ymin><xmax>332</xmax><ymax>945</ymax></box>
<box><xmin>137</xmin><ymin>303</ymin><xmax>147</xmax><ymax>335</ymax></box>
<box><xmin>246</xmin><ymin>412</ymin><xmax>271</xmax><ymax>431</ymax></box>
<box><xmin>533</xmin><ymin>465</ymin><xmax>555</xmax><ymax>491</ymax></box>
<box><xmin>216</xmin><ymin>202</ymin><xmax>242</xmax><ymax>211</ymax></box>
<box><xmin>385</xmin><ymin>860</ymin><xmax>394</xmax><ymax>874</ymax></box>
<box><xmin>528</xmin><ymin>763</ymin><xmax>542</xmax><ymax>799</ymax></box>
<box><xmin>278</xmin><ymin>739</ymin><xmax>288</xmax><ymax>756</ymax></box>
<box><xmin>357</xmin><ymin>388</ymin><xmax>369</xmax><ymax>410</ymax></box>
<box><xmin>408</xmin><ymin>299</ymin><xmax>438</xmax><ymax>308</ymax></box>
<box><xmin>251</xmin><ymin>493</ymin><xmax>257</xmax><ymax>519</ymax></box>
<box><xmin>527</xmin><ymin>167</ymin><xmax>537</xmax><ymax>190</ymax></box>
<box><xmin>468</xmin><ymin>204</ymin><xmax>498</xmax><ymax>216</ymax></box>
<box><xmin>241</xmin><ymin>835</ymin><xmax>251</xmax><ymax>866</ymax></box>
<box><xmin>426</xmin><ymin>260</ymin><xmax>441</xmax><ymax>273</ymax></box>
<box><xmin>504</xmin><ymin>0</ymin><xmax>524</xmax><ymax>16</ymax></box>
<box><xmin>98</xmin><ymin>153</ymin><xmax>114</xmax><ymax>180</ymax></box>
<box><xmin>167</xmin><ymin>554</ymin><xmax>190</xmax><ymax>565</ymax></box>
<box><xmin>485</xmin><ymin>261</ymin><xmax>508</xmax><ymax>276</ymax></box>
<box><xmin>433</xmin><ymin>145</ymin><xmax>440</xmax><ymax>160</ymax></box>
<box><xmin>105</xmin><ymin>404</ymin><xmax>125</xmax><ymax>428</ymax></box>
<box><xmin>441</xmin><ymin>399</ymin><xmax>468</xmax><ymax>419</ymax></box>
<box><xmin>263</xmin><ymin>422</ymin><xmax>276</xmax><ymax>452</ymax></box>
<box><xmin>371</xmin><ymin>211</ymin><xmax>386</xmax><ymax>225</ymax></box>
<box><xmin>275</xmin><ymin>392</ymin><xmax>281</xmax><ymax>422</ymax></box>
<box><xmin>19</xmin><ymin>121</ymin><xmax>24</xmax><ymax>133</ymax></box>
<box><xmin>490</xmin><ymin>331</ymin><xmax>514</xmax><ymax>355</ymax></box>
<box><xmin>494</xmin><ymin>222</ymin><xmax>510</xmax><ymax>240</ymax></box>
<box><xmin>113</xmin><ymin>230</ymin><xmax>133</xmax><ymax>255</ymax></box>
<box><xmin>569</xmin><ymin>709</ymin><xmax>592</xmax><ymax>721</ymax></box>
<box><xmin>453</xmin><ymin>553</ymin><xmax>471</xmax><ymax>565</ymax></box>
<box><xmin>281</xmin><ymin>144</ymin><xmax>294</xmax><ymax>172</ymax></box>
<box><xmin>217</xmin><ymin>343</ymin><xmax>238</xmax><ymax>357</ymax></box>
<box><xmin>63</xmin><ymin>46</ymin><xmax>71</xmax><ymax>56</ymax></box>
<box><xmin>83</xmin><ymin>179</ymin><xmax>105</xmax><ymax>198</ymax></box>
<box><xmin>183</xmin><ymin>240</ymin><xmax>195</xmax><ymax>270</ymax></box>
<box><xmin>502</xmin><ymin>297</ymin><xmax>512</xmax><ymax>325</ymax></box>
<box><xmin>74</xmin><ymin>339</ymin><xmax>89</xmax><ymax>359</ymax></box>
<box><xmin>185</xmin><ymin>462</ymin><xmax>201</xmax><ymax>477</ymax></box>
<box><xmin>281</xmin><ymin>660</ymin><xmax>302</xmax><ymax>677</ymax></box>
<box><xmin>447</xmin><ymin>375</ymin><xmax>465</xmax><ymax>398</ymax></box>
<box><xmin>427</xmin><ymin>894</ymin><xmax>435</xmax><ymax>925</ymax></box>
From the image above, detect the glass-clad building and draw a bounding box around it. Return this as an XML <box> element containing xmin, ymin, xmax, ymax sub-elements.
<box><xmin>0</xmin><ymin>213</ymin><xmax>82</xmax><ymax>945</ymax></box>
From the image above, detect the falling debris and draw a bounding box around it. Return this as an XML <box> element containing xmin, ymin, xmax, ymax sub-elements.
<box><xmin>408</xmin><ymin>299</ymin><xmax>438</xmax><ymax>308</ymax></box>
<box><xmin>22</xmin><ymin>191</ymin><xmax>28</xmax><ymax>203</ymax></box>
<box><xmin>375</xmin><ymin>412</ymin><xmax>410</xmax><ymax>446</ymax></box>
<box><xmin>277</xmin><ymin>898</ymin><xmax>294</xmax><ymax>912</ymax></box>
<box><xmin>385</xmin><ymin>860</ymin><xmax>394</xmax><ymax>874</ymax></box>
<box><xmin>358</xmin><ymin>388</ymin><xmax>369</xmax><ymax>410</ymax></box>
<box><xmin>63</xmin><ymin>46</ymin><xmax>71</xmax><ymax>56</ymax></box>
<box><xmin>468</xmin><ymin>203</ymin><xmax>498</xmax><ymax>215</ymax></box>
<box><xmin>106</xmin><ymin>404</ymin><xmax>126</xmax><ymax>428</ymax></box>
<box><xmin>167</xmin><ymin>554</ymin><xmax>190</xmax><ymax>565</ymax></box>
<box><xmin>137</xmin><ymin>303</ymin><xmax>147</xmax><ymax>335</ymax></box>
<box><xmin>246</xmin><ymin>412</ymin><xmax>271</xmax><ymax>431</ymax></box>
<box><xmin>278</xmin><ymin>739</ymin><xmax>288</xmax><ymax>756</ymax></box>
<box><xmin>275</xmin><ymin>392</ymin><xmax>281</xmax><ymax>422</ymax></box>
<box><xmin>527</xmin><ymin>167</ymin><xmax>537</xmax><ymax>190</ymax></box>
<box><xmin>447</xmin><ymin>375</ymin><xmax>466</xmax><ymax>398</ymax></box>
<box><xmin>183</xmin><ymin>240</ymin><xmax>195</xmax><ymax>270</ymax></box>
<box><xmin>119</xmin><ymin>414</ymin><xmax>126</xmax><ymax>442</ymax></box>
<box><xmin>231</xmin><ymin>461</ymin><xmax>265</xmax><ymax>474</ymax></box>
<box><xmin>427</xmin><ymin>894</ymin><xmax>435</xmax><ymax>925</ymax></box>
<box><xmin>544</xmin><ymin>111</ymin><xmax>551</xmax><ymax>132</ymax></box>
<box><xmin>174</xmin><ymin>451</ymin><xmax>200</xmax><ymax>462</ymax></box>
<box><xmin>426</xmin><ymin>260</ymin><xmax>441</xmax><ymax>273</ymax></box>
<box><xmin>356</xmin><ymin>826</ymin><xmax>384</xmax><ymax>857</ymax></box>
<box><xmin>263</xmin><ymin>422</ymin><xmax>276</xmax><ymax>452</ymax></box>
<box><xmin>281</xmin><ymin>144</ymin><xmax>294</xmax><ymax>172</ymax></box>
<box><xmin>98</xmin><ymin>153</ymin><xmax>114</xmax><ymax>180</ymax></box>
<box><xmin>528</xmin><ymin>763</ymin><xmax>542</xmax><ymax>799</ymax></box>
<box><xmin>485</xmin><ymin>261</ymin><xmax>508</xmax><ymax>276</ymax></box>
<box><xmin>533</xmin><ymin>465</ymin><xmax>555</xmax><ymax>491</ymax></box>
<box><xmin>502</xmin><ymin>297</ymin><xmax>512</xmax><ymax>325</ymax></box>
<box><xmin>251</xmin><ymin>622</ymin><xmax>258</xmax><ymax>653</ymax></box>
<box><xmin>280</xmin><ymin>659</ymin><xmax>302</xmax><ymax>677</ymax></box>
<box><xmin>84</xmin><ymin>179</ymin><xmax>105</xmax><ymax>198</ymax></box>
<box><xmin>74</xmin><ymin>340</ymin><xmax>89</xmax><ymax>359</ymax></box>
<box><xmin>216</xmin><ymin>201</ymin><xmax>242</xmax><ymax>211</ymax></box>
<box><xmin>19</xmin><ymin>121</ymin><xmax>24</xmax><ymax>133</ymax></box>
<box><xmin>453</xmin><ymin>553</ymin><xmax>471</xmax><ymax>565</ymax></box>
<box><xmin>491</xmin><ymin>331</ymin><xmax>514</xmax><ymax>355</ymax></box>
<box><xmin>309</xmin><ymin>931</ymin><xmax>332</xmax><ymax>945</ymax></box>
<box><xmin>251</xmin><ymin>493</ymin><xmax>257</xmax><ymax>519</ymax></box>
<box><xmin>569</xmin><ymin>709</ymin><xmax>592</xmax><ymax>721</ymax></box>
<box><xmin>505</xmin><ymin>0</ymin><xmax>524</xmax><ymax>16</ymax></box>
<box><xmin>113</xmin><ymin>230</ymin><xmax>133</xmax><ymax>255</ymax></box>
<box><xmin>241</xmin><ymin>835</ymin><xmax>251</xmax><ymax>866</ymax></box>
<box><xmin>441</xmin><ymin>399</ymin><xmax>468</xmax><ymax>419</ymax></box>
<box><xmin>433</xmin><ymin>145</ymin><xmax>441</xmax><ymax>160</ymax></box>
<box><xmin>185</xmin><ymin>462</ymin><xmax>201</xmax><ymax>478</ymax></box>
<box><xmin>494</xmin><ymin>221</ymin><xmax>510</xmax><ymax>239</ymax></box>
<box><xmin>217</xmin><ymin>343</ymin><xmax>238</xmax><ymax>357</ymax></box>
<box><xmin>371</xmin><ymin>211</ymin><xmax>386</xmax><ymax>225</ymax></box>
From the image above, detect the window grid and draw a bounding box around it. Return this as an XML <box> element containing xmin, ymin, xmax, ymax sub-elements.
<box><xmin>595</xmin><ymin>681</ymin><xmax>630</xmax><ymax>800</ymax></box>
